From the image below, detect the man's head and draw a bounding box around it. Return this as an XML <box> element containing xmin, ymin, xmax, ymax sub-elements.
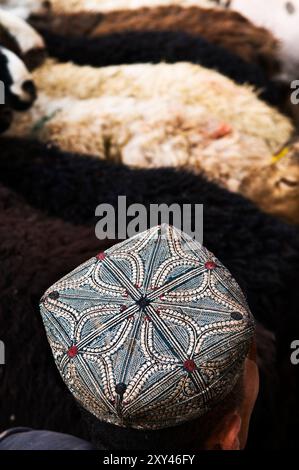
<box><xmin>40</xmin><ymin>224</ymin><xmax>257</xmax><ymax>450</ymax></box>
<box><xmin>79</xmin><ymin>339</ymin><xmax>258</xmax><ymax>450</ymax></box>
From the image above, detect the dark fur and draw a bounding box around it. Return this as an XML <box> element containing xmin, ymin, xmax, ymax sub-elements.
<box><xmin>0</xmin><ymin>104</ymin><xmax>12</xmax><ymax>132</ymax></box>
<box><xmin>30</xmin><ymin>6</ymin><xmax>280</xmax><ymax>77</ymax></box>
<box><xmin>23</xmin><ymin>47</ymin><xmax>47</xmax><ymax>71</ymax></box>
<box><xmin>0</xmin><ymin>47</ymin><xmax>36</xmax><ymax>138</ymax></box>
<box><xmin>0</xmin><ymin>184</ymin><xmax>101</xmax><ymax>440</ymax></box>
<box><xmin>0</xmin><ymin>23</ymin><xmax>20</xmax><ymax>57</ymax></box>
<box><xmin>0</xmin><ymin>137</ymin><xmax>298</xmax><ymax>448</ymax></box>
<box><xmin>35</xmin><ymin>28</ymin><xmax>279</xmax><ymax>106</ymax></box>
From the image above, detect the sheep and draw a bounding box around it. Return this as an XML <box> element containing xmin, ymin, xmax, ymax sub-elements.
<box><xmin>7</xmin><ymin>92</ymin><xmax>281</xmax><ymax>166</ymax></box>
<box><xmin>0</xmin><ymin>9</ymin><xmax>46</xmax><ymax>69</ymax></box>
<box><xmin>6</xmin><ymin>60</ymin><xmax>298</xmax><ymax>222</ymax></box>
<box><xmin>5</xmin><ymin>95</ymin><xmax>299</xmax><ymax>225</ymax></box>
<box><xmin>0</xmin><ymin>137</ymin><xmax>299</xmax><ymax>449</ymax></box>
<box><xmin>29</xmin><ymin>5</ymin><xmax>280</xmax><ymax>79</ymax></box>
<box><xmin>33</xmin><ymin>29</ymin><xmax>280</xmax><ymax>106</ymax></box>
<box><xmin>241</xmin><ymin>138</ymin><xmax>299</xmax><ymax>224</ymax></box>
<box><xmin>36</xmin><ymin>0</ymin><xmax>299</xmax><ymax>84</ymax></box>
<box><xmin>0</xmin><ymin>182</ymin><xmax>102</xmax><ymax>440</ymax></box>
<box><xmin>0</xmin><ymin>44</ymin><xmax>36</xmax><ymax>135</ymax></box>
<box><xmin>230</xmin><ymin>0</ymin><xmax>299</xmax><ymax>83</ymax></box>
<box><xmin>14</xmin><ymin>61</ymin><xmax>293</xmax><ymax>146</ymax></box>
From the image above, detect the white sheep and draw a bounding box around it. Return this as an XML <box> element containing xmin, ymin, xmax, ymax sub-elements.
<box><xmin>31</xmin><ymin>60</ymin><xmax>293</xmax><ymax>150</ymax></box>
<box><xmin>6</xmin><ymin>91</ymin><xmax>299</xmax><ymax>223</ymax></box>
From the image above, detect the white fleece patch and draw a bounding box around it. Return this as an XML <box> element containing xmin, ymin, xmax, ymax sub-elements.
<box><xmin>0</xmin><ymin>1</ymin><xmax>45</xmax><ymax>19</ymax></box>
<box><xmin>0</xmin><ymin>0</ymin><xmax>219</xmax><ymax>16</ymax></box>
<box><xmin>231</xmin><ymin>0</ymin><xmax>299</xmax><ymax>82</ymax></box>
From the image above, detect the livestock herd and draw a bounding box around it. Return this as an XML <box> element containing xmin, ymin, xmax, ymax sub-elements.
<box><xmin>0</xmin><ymin>0</ymin><xmax>298</xmax><ymax>450</ymax></box>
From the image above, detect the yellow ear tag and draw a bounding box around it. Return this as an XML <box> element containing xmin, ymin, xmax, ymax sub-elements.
<box><xmin>271</xmin><ymin>146</ymin><xmax>290</xmax><ymax>164</ymax></box>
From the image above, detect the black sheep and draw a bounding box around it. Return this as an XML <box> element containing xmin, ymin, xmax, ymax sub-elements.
<box><xmin>29</xmin><ymin>5</ymin><xmax>280</xmax><ymax>77</ymax></box>
<box><xmin>38</xmin><ymin>29</ymin><xmax>280</xmax><ymax>106</ymax></box>
<box><xmin>0</xmin><ymin>137</ymin><xmax>298</xmax><ymax>449</ymax></box>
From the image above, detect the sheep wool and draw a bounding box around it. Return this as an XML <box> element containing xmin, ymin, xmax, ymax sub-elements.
<box><xmin>6</xmin><ymin>92</ymin><xmax>277</xmax><ymax>166</ymax></box>
<box><xmin>34</xmin><ymin>29</ymin><xmax>279</xmax><ymax>106</ymax></box>
<box><xmin>29</xmin><ymin>5</ymin><xmax>279</xmax><ymax>78</ymax></box>
<box><xmin>6</xmin><ymin>88</ymin><xmax>298</xmax><ymax>222</ymax></box>
<box><xmin>44</xmin><ymin>0</ymin><xmax>217</xmax><ymax>14</ymax></box>
<box><xmin>0</xmin><ymin>105</ymin><xmax>12</xmax><ymax>132</ymax></box>
<box><xmin>31</xmin><ymin>61</ymin><xmax>293</xmax><ymax>148</ymax></box>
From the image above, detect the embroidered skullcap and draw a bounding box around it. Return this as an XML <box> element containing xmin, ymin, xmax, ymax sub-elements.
<box><xmin>40</xmin><ymin>224</ymin><xmax>254</xmax><ymax>430</ymax></box>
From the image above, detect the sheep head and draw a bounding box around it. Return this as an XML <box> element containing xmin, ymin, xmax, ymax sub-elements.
<box><xmin>242</xmin><ymin>139</ymin><xmax>299</xmax><ymax>224</ymax></box>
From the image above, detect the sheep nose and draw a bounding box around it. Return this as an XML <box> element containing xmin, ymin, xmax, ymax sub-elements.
<box><xmin>10</xmin><ymin>80</ymin><xmax>37</xmax><ymax>111</ymax></box>
<box><xmin>22</xmin><ymin>80</ymin><xmax>37</xmax><ymax>101</ymax></box>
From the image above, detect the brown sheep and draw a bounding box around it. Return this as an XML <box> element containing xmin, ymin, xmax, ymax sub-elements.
<box><xmin>29</xmin><ymin>5</ymin><xmax>280</xmax><ymax>77</ymax></box>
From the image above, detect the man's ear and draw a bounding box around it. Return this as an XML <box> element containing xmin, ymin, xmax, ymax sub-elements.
<box><xmin>207</xmin><ymin>413</ymin><xmax>242</xmax><ymax>450</ymax></box>
<box><xmin>220</xmin><ymin>413</ymin><xmax>242</xmax><ymax>450</ymax></box>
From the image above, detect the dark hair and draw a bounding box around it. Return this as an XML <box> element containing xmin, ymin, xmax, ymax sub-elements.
<box><xmin>80</xmin><ymin>377</ymin><xmax>244</xmax><ymax>451</ymax></box>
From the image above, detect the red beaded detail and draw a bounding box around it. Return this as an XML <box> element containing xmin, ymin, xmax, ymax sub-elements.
<box><xmin>205</xmin><ymin>261</ymin><xmax>216</xmax><ymax>270</ymax></box>
<box><xmin>96</xmin><ymin>252</ymin><xmax>106</xmax><ymax>261</ymax></box>
<box><xmin>183</xmin><ymin>359</ymin><xmax>196</xmax><ymax>372</ymax></box>
<box><xmin>67</xmin><ymin>345</ymin><xmax>78</xmax><ymax>358</ymax></box>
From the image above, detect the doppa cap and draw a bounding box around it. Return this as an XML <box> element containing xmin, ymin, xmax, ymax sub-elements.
<box><xmin>40</xmin><ymin>224</ymin><xmax>254</xmax><ymax>430</ymax></box>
